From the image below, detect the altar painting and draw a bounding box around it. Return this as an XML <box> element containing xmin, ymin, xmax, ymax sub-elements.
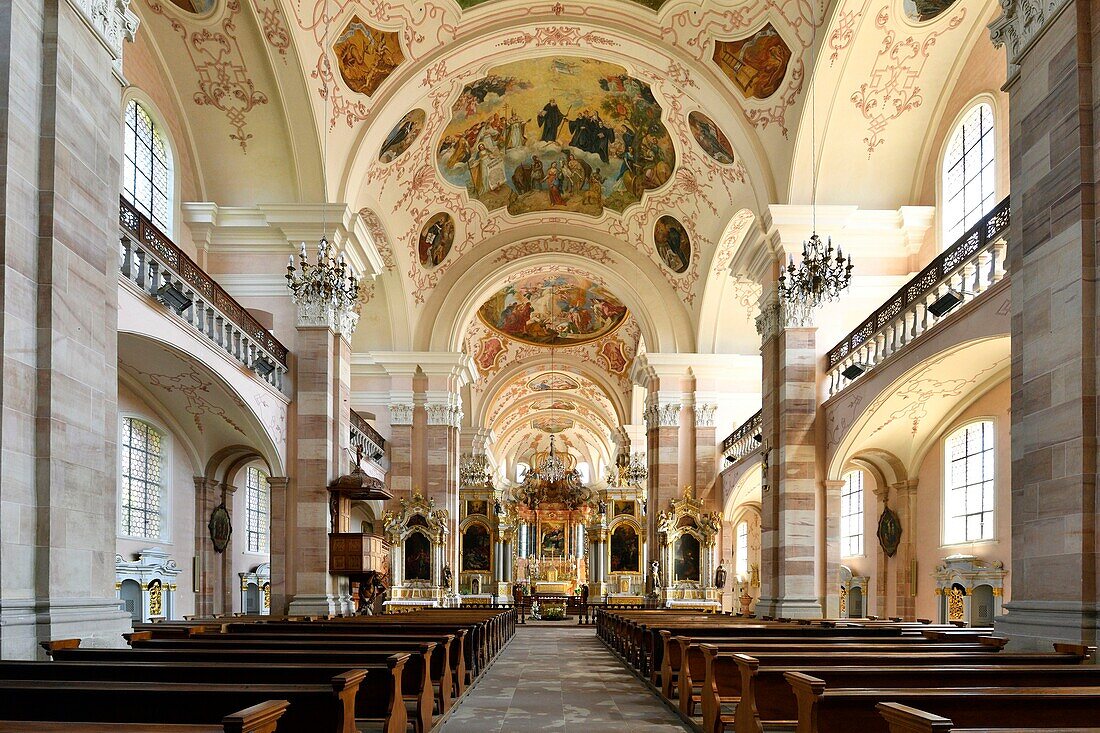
<box><xmin>404</xmin><ymin>532</ymin><xmax>432</xmax><ymax>581</ymax></box>
<box><xmin>466</xmin><ymin>499</ymin><xmax>489</xmax><ymax>517</ymax></box>
<box><xmin>674</xmin><ymin>534</ymin><xmax>701</xmax><ymax>582</ymax></box>
<box><xmin>436</xmin><ymin>57</ymin><xmax>675</xmax><ymax>217</ymax></box>
<box><xmin>712</xmin><ymin>24</ymin><xmax>792</xmax><ymax>100</ymax></box>
<box><xmin>461</xmin><ymin>524</ymin><xmax>491</xmax><ymax>572</ymax></box>
<box><xmin>477</xmin><ymin>273</ymin><xmax>628</xmax><ymax>347</ymax></box>
<box><xmin>610</xmin><ymin>524</ymin><xmax>640</xmax><ymax>573</ymax></box>
<box><xmin>614</xmin><ymin>500</ymin><xmax>636</xmax><ymax>518</ymax></box>
<box><xmin>541</xmin><ymin>522</ymin><xmax>566</xmax><ymax>555</ymax></box>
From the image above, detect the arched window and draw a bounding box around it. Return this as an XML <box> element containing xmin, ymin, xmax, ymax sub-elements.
<box><xmin>943</xmin><ymin>103</ymin><xmax>995</xmax><ymax>243</ymax></box>
<box><xmin>123</xmin><ymin>99</ymin><xmax>173</xmax><ymax>232</ymax></box>
<box><xmin>735</xmin><ymin>521</ymin><xmax>749</xmax><ymax>577</ymax></box>
<box><xmin>120</xmin><ymin>417</ymin><xmax>164</xmax><ymax>539</ymax></box>
<box><xmin>840</xmin><ymin>470</ymin><xmax>864</xmax><ymax>556</ymax></box>
<box><xmin>245</xmin><ymin>466</ymin><xmax>270</xmax><ymax>554</ymax></box>
<box><xmin>944</xmin><ymin>421</ymin><xmax>995</xmax><ymax>544</ymax></box>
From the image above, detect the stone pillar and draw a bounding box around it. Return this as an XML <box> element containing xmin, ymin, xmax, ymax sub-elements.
<box><xmin>645</xmin><ymin>399</ymin><xmax>680</xmax><ymax>567</ymax></box>
<box><xmin>285</xmin><ymin>311</ymin><xmax>353</xmax><ymax>615</ymax></box>
<box><xmin>822</xmin><ymin>480</ymin><xmax>845</xmax><ymax>619</ymax></box>
<box><xmin>870</xmin><ymin>483</ymin><xmax>890</xmax><ymax>617</ymax></box>
<box><xmin>192</xmin><ymin>477</ymin><xmax>221</xmax><ymax>617</ymax></box>
<box><xmin>755</xmin><ymin>302</ymin><xmax>822</xmax><ymax>619</ymax></box>
<box><xmin>388</xmin><ymin>402</ymin><xmax>414</xmax><ymax>497</ymax></box>
<box><xmin>426</xmin><ymin>395</ymin><xmax>461</xmax><ymax>578</ymax></box>
<box><xmin>988</xmin><ymin>0</ymin><xmax>1100</xmax><ymax>649</ymax></box>
<box><xmin>694</xmin><ymin>402</ymin><xmax>718</xmax><ymax>504</ymax></box>
<box><xmin>267</xmin><ymin>476</ymin><xmax>290</xmax><ymax>613</ymax></box>
<box><xmin>891</xmin><ymin>480</ymin><xmax>918</xmax><ymax>620</ymax></box>
<box><xmin>0</xmin><ymin>0</ymin><xmax>137</xmax><ymax>657</ymax></box>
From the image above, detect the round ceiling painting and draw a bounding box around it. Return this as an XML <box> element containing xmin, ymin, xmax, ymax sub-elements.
<box><xmin>478</xmin><ymin>273</ymin><xmax>628</xmax><ymax>347</ymax></box>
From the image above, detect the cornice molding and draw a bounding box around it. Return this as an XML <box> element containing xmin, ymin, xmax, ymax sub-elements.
<box><xmin>67</xmin><ymin>0</ymin><xmax>138</xmax><ymax>76</ymax></box>
<box><xmin>989</xmin><ymin>0</ymin><xmax>1073</xmax><ymax>83</ymax></box>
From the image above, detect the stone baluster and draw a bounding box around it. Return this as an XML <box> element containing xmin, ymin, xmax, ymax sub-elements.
<box><xmin>120</xmin><ymin>237</ymin><xmax>133</xmax><ymax>279</ymax></box>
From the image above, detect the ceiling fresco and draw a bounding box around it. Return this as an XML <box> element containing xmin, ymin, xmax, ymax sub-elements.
<box><xmin>455</xmin><ymin>0</ymin><xmax>672</xmax><ymax>11</ymax></box>
<box><xmin>379</xmin><ymin>109</ymin><xmax>426</xmax><ymax>163</ymax></box>
<box><xmin>529</xmin><ymin>372</ymin><xmax>579</xmax><ymax>391</ymax></box>
<box><xmin>436</xmin><ymin>56</ymin><xmax>674</xmax><ymax>217</ymax></box>
<box><xmin>688</xmin><ymin>112</ymin><xmax>736</xmax><ymax>166</ymax></box>
<box><xmin>476</xmin><ymin>272</ymin><xmax>628</xmax><ymax>348</ymax></box>
<box><xmin>333</xmin><ymin>17</ymin><xmax>404</xmax><ymax>97</ymax></box>
<box><xmin>904</xmin><ymin>0</ymin><xmax>958</xmax><ymax>22</ymax></box>
<box><xmin>712</xmin><ymin>24</ymin><xmax>793</xmax><ymax>101</ymax></box>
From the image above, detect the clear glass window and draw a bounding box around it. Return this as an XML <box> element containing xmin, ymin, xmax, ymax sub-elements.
<box><xmin>735</xmin><ymin>521</ymin><xmax>749</xmax><ymax>577</ymax></box>
<box><xmin>841</xmin><ymin>470</ymin><xmax>864</xmax><ymax>557</ymax></box>
<box><xmin>123</xmin><ymin>99</ymin><xmax>172</xmax><ymax>232</ymax></box>
<box><xmin>943</xmin><ymin>103</ymin><xmax>995</xmax><ymax>243</ymax></box>
<box><xmin>246</xmin><ymin>466</ymin><xmax>270</xmax><ymax>554</ymax></box>
<box><xmin>121</xmin><ymin>418</ymin><xmax>164</xmax><ymax>539</ymax></box>
<box><xmin>944</xmin><ymin>421</ymin><xmax>995</xmax><ymax>544</ymax></box>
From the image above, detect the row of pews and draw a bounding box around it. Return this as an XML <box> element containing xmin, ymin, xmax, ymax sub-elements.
<box><xmin>596</xmin><ymin>609</ymin><xmax>1100</xmax><ymax>733</ymax></box>
<box><xmin>0</xmin><ymin>607</ymin><xmax>513</xmax><ymax>732</ymax></box>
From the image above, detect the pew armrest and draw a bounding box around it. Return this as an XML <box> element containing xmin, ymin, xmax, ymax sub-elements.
<box><xmin>39</xmin><ymin>639</ymin><xmax>81</xmax><ymax>655</ymax></box>
<box><xmin>222</xmin><ymin>699</ymin><xmax>291</xmax><ymax>733</ymax></box>
<box><xmin>876</xmin><ymin>702</ymin><xmax>954</xmax><ymax>733</ymax></box>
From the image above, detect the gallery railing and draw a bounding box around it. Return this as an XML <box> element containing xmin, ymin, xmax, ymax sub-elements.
<box><xmin>118</xmin><ymin>196</ymin><xmax>289</xmax><ymax>392</ymax></box>
<box><xmin>824</xmin><ymin>197</ymin><xmax>1010</xmax><ymax>398</ymax></box>
<box><xmin>721</xmin><ymin>410</ymin><xmax>763</xmax><ymax>464</ymax></box>
<box><xmin>350</xmin><ymin>409</ymin><xmax>387</xmax><ymax>466</ymax></box>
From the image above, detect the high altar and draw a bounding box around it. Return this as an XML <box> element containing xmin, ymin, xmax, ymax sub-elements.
<box><xmin>516</xmin><ymin>508</ymin><xmax>590</xmax><ymax>595</ymax></box>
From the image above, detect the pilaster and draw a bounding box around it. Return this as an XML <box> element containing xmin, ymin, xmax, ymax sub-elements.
<box><xmin>891</xmin><ymin>480</ymin><xmax>919</xmax><ymax>620</ymax></box>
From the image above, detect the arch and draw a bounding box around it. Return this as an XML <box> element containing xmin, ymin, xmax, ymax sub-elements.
<box><xmin>723</xmin><ymin>458</ymin><xmax>763</xmax><ymax>521</ymax></box>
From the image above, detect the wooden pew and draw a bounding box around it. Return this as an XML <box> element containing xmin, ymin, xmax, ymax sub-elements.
<box><xmin>698</xmin><ymin>645</ymin><xmax>1094</xmax><ymax>733</ymax></box>
<box><xmin>0</xmin><ymin>700</ymin><xmax>289</xmax><ymax>733</ymax></box>
<box><xmin>785</xmin><ymin>673</ymin><xmax>1100</xmax><ymax>733</ymax></box>
<box><xmin>43</xmin><ymin>645</ymin><xmax>408</xmax><ymax>733</ymax></box>
<box><xmin>0</xmin><ymin>675</ymin><xmax>365</xmax><ymax>733</ymax></box>
<box><xmin>876</xmin><ymin>702</ymin><xmax>1100</xmax><ymax>733</ymax></box>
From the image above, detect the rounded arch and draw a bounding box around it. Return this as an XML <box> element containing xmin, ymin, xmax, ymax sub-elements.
<box><xmin>723</xmin><ymin>458</ymin><xmax>762</xmax><ymax>521</ymax></box>
<box><xmin>118</xmin><ymin>370</ymin><xmax>203</xmax><ymax>475</ymax></box>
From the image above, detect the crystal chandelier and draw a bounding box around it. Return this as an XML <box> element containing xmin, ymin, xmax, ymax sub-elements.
<box><xmin>776</xmin><ymin>1</ymin><xmax>852</xmax><ymax>316</ymax></box>
<box><xmin>285</xmin><ymin>238</ymin><xmax>361</xmax><ymax>332</ymax></box>
<box><xmin>606</xmin><ymin>451</ymin><xmax>648</xmax><ymax>487</ymax></box>
<box><xmin>514</xmin><ymin>436</ymin><xmax>592</xmax><ymax>510</ymax></box>
<box><xmin>460</xmin><ymin>453</ymin><xmax>494</xmax><ymax>488</ymax></box>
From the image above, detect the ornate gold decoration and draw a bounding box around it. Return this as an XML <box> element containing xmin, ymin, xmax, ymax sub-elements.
<box><xmin>148</xmin><ymin>579</ymin><xmax>163</xmax><ymax>617</ymax></box>
<box><xmin>839</xmin><ymin>585</ymin><xmax>847</xmax><ymax>615</ymax></box>
<box><xmin>992</xmin><ymin>587</ymin><xmax>1003</xmax><ymax>597</ymax></box>
<box><xmin>947</xmin><ymin>586</ymin><xmax>965</xmax><ymax>622</ymax></box>
<box><xmin>263</xmin><ymin>582</ymin><xmax>271</xmax><ymax>608</ymax></box>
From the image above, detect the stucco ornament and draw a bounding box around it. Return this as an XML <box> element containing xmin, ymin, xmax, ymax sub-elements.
<box><xmin>70</xmin><ymin>0</ymin><xmax>139</xmax><ymax>66</ymax></box>
<box><xmin>989</xmin><ymin>0</ymin><xmax>1072</xmax><ymax>76</ymax></box>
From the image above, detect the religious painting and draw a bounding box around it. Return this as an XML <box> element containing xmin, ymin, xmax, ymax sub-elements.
<box><xmin>610</xmin><ymin>524</ymin><xmax>640</xmax><ymax>573</ymax></box>
<box><xmin>477</xmin><ymin>273</ymin><xmax>628</xmax><ymax>347</ymax></box>
<box><xmin>712</xmin><ymin>24</ymin><xmax>792</xmax><ymax>100</ymax></box>
<box><xmin>333</xmin><ymin>17</ymin><xmax>404</xmax><ymax>97</ymax></box>
<box><xmin>379</xmin><ymin>109</ymin><xmax>426</xmax><ymax>163</ymax></box>
<box><xmin>904</xmin><ymin>0</ymin><xmax>957</xmax><ymax>22</ymax></box>
<box><xmin>528</xmin><ymin>372</ymin><xmax>580</xmax><ymax>392</ymax></box>
<box><xmin>208</xmin><ymin>503</ymin><xmax>232</xmax><ymax>553</ymax></box>
<box><xmin>599</xmin><ymin>338</ymin><xmax>629</xmax><ymax>374</ymax></box>
<box><xmin>688</xmin><ymin>111</ymin><xmax>736</xmax><ymax>166</ymax></box>
<box><xmin>168</xmin><ymin>0</ymin><xmax>215</xmax><ymax>12</ymax></box>
<box><xmin>458</xmin><ymin>0</ymin><xmax>669</xmax><ymax>8</ymax></box>
<box><xmin>530</xmin><ymin>398</ymin><xmax>576</xmax><ymax>411</ymax></box>
<box><xmin>437</xmin><ymin>57</ymin><xmax>675</xmax><ymax>217</ymax></box>
<box><xmin>462</xmin><ymin>523</ymin><xmax>491</xmax><ymax>572</ymax></box>
<box><xmin>674</xmin><ymin>534</ymin><xmax>701</xmax><ymax>582</ymax></box>
<box><xmin>533</xmin><ymin>416</ymin><xmax>574</xmax><ymax>434</ymax></box>
<box><xmin>403</xmin><ymin>532</ymin><xmax>432</xmax><ymax>581</ymax></box>
<box><xmin>475</xmin><ymin>335</ymin><xmax>506</xmax><ymax>373</ymax></box>
<box><xmin>654</xmin><ymin>216</ymin><xmax>691</xmax><ymax>273</ymax></box>
<box><xmin>614</xmin><ymin>500</ymin><xmax>636</xmax><ymax>518</ymax></box>
<box><xmin>541</xmin><ymin>522</ymin><xmax>566</xmax><ymax>556</ymax></box>
<box><xmin>418</xmin><ymin>212</ymin><xmax>454</xmax><ymax>269</ymax></box>
<box><xmin>466</xmin><ymin>499</ymin><xmax>489</xmax><ymax>517</ymax></box>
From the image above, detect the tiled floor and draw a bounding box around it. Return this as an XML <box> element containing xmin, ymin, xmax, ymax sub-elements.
<box><xmin>438</xmin><ymin>624</ymin><xmax>693</xmax><ymax>732</ymax></box>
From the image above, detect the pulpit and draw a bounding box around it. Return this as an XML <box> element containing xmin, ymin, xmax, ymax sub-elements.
<box><xmin>327</xmin><ymin>459</ymin><xmax>392</xmax><ymax>576</ymax></box>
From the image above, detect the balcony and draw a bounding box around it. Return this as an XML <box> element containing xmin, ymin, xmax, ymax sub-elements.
<box><xmin>118</xmin><ymin>196</ymin><xmax>290</xmax><ymax>392</ymax></box>
<box><xmin>351</xmin><ymin>409</ymin><xmax>387</xmax><ymax>467</ymax></box>
<box><xmin>824</xmin><ymin>197</ymin><xmax>1010</xmax><ymax>398</ymax></box>
<box><xmin>721</xmin><ymin>410</ymin><xmax>762</xmax><ymax>466</ymax></box>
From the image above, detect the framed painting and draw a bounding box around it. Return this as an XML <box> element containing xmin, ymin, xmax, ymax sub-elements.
<box><xmin>403</xmin><ymin>532</ymin><xmax>432</xmax><ymax>581</ymax></box>
<box><xmin>466</xmin><ymin>499</ymin><xmax>489</xmax><ymax>517</ymax></box>
<box><xmin>673</xmin><ymin>534</ymin><xmax>701</xmax><ymax>582</ymax></box>
<box><xmin>609</xmin><ymin>524</ymin><xmax>640</xmax><ymax>573</ymax></box>
<box><xmin>540</xmin><ymin>522</ymin><xmax>566</xmax><ymax>556</ymax></box>
<box><xmin>461</xmin><ymin>523</ymin><xmax>491</xmax><ymax>572</ymax></box>
<box><xmin>614</xmin><ymin>500</ymin><xmax>636</xmax><ymax>518</ymax></box>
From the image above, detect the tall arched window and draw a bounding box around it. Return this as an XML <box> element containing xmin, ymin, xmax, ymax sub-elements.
<box><xmin>245</xmin><ymin>466</ymin><xmax>270</xmax><ymax>554</ymax></box>
<box><xmin>944</xmin><ymin>421</ymin><xmax>995</xmax><ymax>544</ymax></box>
<box><xmin>735</xmin><ymin>521</ymin><xmax>749</xmax><ymax>577</ymax></box>
<box><xmin>943</xmin><ymin>103</ymin><xmax>995</xmax><ymax>243</ymax></box>
<box><xmin>123</xmin><ymin>99</ymin><xmax>173</xmax><ymax>232</ymax></box>
<box><xmin>120</xmin><ymin>417</ymin><xmax>164</xmax><ymax>539</ymax></box>
<box><xmin>840</xmin><ymin>470</ymin><xmax>864</xmax><ymax>556</ymax></box>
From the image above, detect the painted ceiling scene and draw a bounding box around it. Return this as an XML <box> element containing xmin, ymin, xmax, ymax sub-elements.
<box><xmin>126</xmin><ymin>0</ymin><xmax>993</xmax><ymax>475</ymax></box>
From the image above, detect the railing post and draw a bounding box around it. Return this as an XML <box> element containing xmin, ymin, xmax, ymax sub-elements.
<box><xmin>120</xmin><ymin>237</ymin><xmax>132</xmax><ymax>279</ymax></box>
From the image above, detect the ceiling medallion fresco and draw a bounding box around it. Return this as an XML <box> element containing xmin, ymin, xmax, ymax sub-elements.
<box><xmin>654</xmin><ymin>215</ymin><xmax>690</xmax><ymax>273</ymax></box>
<box><xmin>712</xmin><ymin>24</ymin><xmax>792</xmax><ymax>100</ymax></box>
<box><xmin>904</xmin><ymin>0</ymin><xmax>957</xmax><ymax>22</ymax></box>
<box><xmin>333</xmin><ymin>17</ymin><xmax>404</xmax><ymax>97</ymax></box>
<box><xmin>380</xmin><ymin>109</ymin><xmax>426</xmax><ymax>163</ymax></box>
<box><xmin>688</xmin><ymin>111</ymin><xmax>736</xmax><ymax>166</ymax></box>
<box><xmin>528</xmin><ymin>372</ymin><xmax>580</xmax><ymax>391</ymax></box>
<box><xmin>436</xmin><ymin>57</ymin><xmax>675</xmax><ymax>217</ymax></box>
<box><xmin>533</xmin><ymin>416</ymin><xmax>575</xmax><ymax>434</ymax></box>
<box><xmin>477</xmin><ymin>273</ymin><xmax>628</xmax><ymax>347</ymax></box>
<box><xmin>531</xmin><ymin>399</ymin><xmax>576</xmax><ymax>411</ymax></box>
<box><xmin>456</xmin><ymin>0</ymin><xmax>672</xmax><ymax>9</ymax></box>
<box><xmin>417</xmin><ymin>212</ymin><xmax>454</xmax><ymax>269</ymax></box>
<box><xmin>168</xmin><ymin>0</ymin><xmax>215</xmax><ymax>12</ymax></box>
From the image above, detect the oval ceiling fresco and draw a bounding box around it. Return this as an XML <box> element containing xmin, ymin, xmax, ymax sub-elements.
<box><xmin>688</xmin><ymin>111</ymin><xmax>736</xmax><ymax>166</ymax></box>
<box><xmin>437</xmin><ymin>56</ymin><xmax>674</xmax><ymax>218</ymax></box>
<box><xmin>903</xmin><ymin>0</ymin><xmax>958</xmax><ymax>22</ymax></box>
<box><xmin>527</xmin><ymin>372</ymin><xmax>580</xmax><ymax>392</ymax></box>
<box><xmin>477</xmin><ymin>273</ymin><xmax>628</xmax><ymax>347</ymax></box>
<box><xmin>379</xmin><ymin>109</ymin><xmax>426</xmax><ymax>163</ymax></box>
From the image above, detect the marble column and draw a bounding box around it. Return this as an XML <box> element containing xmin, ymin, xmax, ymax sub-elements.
<box><xmin>645</xmin><ymin>399</ymin><xmax>680</xmax><ymax>568</ymax></box>
<box><xmin>267</xmin><ymin>476</ymin><xmax>290</xmax><ymax>613</ymax></box>
<box><xmin>192</xmin><ymin>477</ymin><xmax>220</xmax><ymax>617</ymax></box>
<box><xmin>694</xmin><ymin>403</ymin><xmax>718</xmax><ymax>505</ymax></box>
<box><xmin>756</xmin><ymin>302</ymin><xmax>822</xmax><ymax>619</ymax></box>
<box><xmin>426</xmin><ymin>395</ymin><xmax>461</xmax><ymax>583</ymax></box>
<box><xmin>822</xmin><ymin>480</ymin><xmax>845</xmax><ymax>619</ymax></box>
<box><xmin>989</xmin><ymin>0</ymin><xmax>1100</xmax><ymax>649</ymax></box>
<box><xmin>871</xmin><ymin>483</ymin><xmax>891</xmax><ymax>617</ymax></box>
<box><xmin>388</xmin><ymin>402</ymin><xmax>414</xmax><ymax>497</ymax></box>
<box><xmin>0</xmin><ymin>0</ymin><xmax>137</xmax><ymax>657</ymax></box>
<box><xmin>891</xmin><ymin>480</ymin><xmax>918</xmax><ymax>620</ymax></box>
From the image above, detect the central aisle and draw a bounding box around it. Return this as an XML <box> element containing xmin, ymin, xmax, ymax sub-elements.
<box><xmin>439</xmin><ymin>625</ymin><xmax>693</xmax><ymax>732</ymax></box>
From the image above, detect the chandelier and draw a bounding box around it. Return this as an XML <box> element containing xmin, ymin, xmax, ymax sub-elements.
<box><xmin>285</xmin><ymin>238</ymin><xmax>361</xmax><ymax>331</ymax></box>
<box><xmin>460</xmin><ymin>454</ymin><xmax>494</xmax><ymax>489</ymax></box>
<box><xmin>776</xmin><ymin>1</ymin><xmax>852</xmax><ymax>315</ymax></box>
<box><xmin>514</xmin><ymin>436</ymin><xmax>593</xmax><ymax>511</ymax></box>
<box><xmin>606</xmin><ymin>451</ymin><xmax>648</xmax><ymax>487</ymax></box>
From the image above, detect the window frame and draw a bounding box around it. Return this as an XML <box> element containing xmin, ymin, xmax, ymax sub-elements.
<box><xmin>840</xmin><ymin>469</ymin><xmax>865</xmax><ymax>558</ymax></box>
<box><xmin>940</xmin><ymin>99</ymin><xmax>997</xmax><ymax>246</ymax></box>
<box><xmin>122</xmin><ymin>96</ymin><xmax>175</xmax><ymax>236</ymax></box>
<box><xmin>118</xmin><ymin>414</ymin><xmax>170</xmax><ymax>542</ymax></box>
<box><xmin>244</xmin><ymin>465</ymin><xmax>270</xmax><ymax>555</ymax></box>
<box><xmin>942</xmin><ymin>418</ymin><xmax>997</xmax><ymax>546</ymax></box>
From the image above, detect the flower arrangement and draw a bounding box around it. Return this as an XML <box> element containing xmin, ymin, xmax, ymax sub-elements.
<box><xmin>542</xmin><ymin>604</ymin><xmax>566</xmax><ymax>621</ymax></box>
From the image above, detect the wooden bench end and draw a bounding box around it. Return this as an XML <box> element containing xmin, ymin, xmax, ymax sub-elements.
<box><xmin>876</xmin><ymin>702</ymin><xmax>954</xmax><ymax>733</ymax></box>
<box><xmin>221</xmin><ymin>699</ymin><xmax>291</xmax><ymax>733</ymax></box>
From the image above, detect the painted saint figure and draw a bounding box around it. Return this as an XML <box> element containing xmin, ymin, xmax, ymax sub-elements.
<box><xmin>538</xmin><ymin>99</ymin><xmax>566</xmax><ymax>142</ymax></box>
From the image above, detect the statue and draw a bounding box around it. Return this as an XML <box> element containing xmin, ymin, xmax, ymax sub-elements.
<box><xmin>598</xmin><ymin>499</ymin><xmax>608</xmax><ymax>515</ymax></box>
<box><xmin>714</xmin><ymin>561</ymin><xmax>727</xmax><ymax>590</ymax></box>
<box><xmin>442</xmin><ymin>564</ymin><xmax>453</xmax><ymax>589</ymax></box>
<box><xmin>650</xmin><ymin>560</ymin><xmax>661</xmax><ymax>589</ymax></box>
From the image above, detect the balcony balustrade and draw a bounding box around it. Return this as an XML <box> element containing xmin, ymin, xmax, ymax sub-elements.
<box><xmin>118</xmin><ymin>196</ymin><xmax>289</xmax><ymax>392</ymax></box>
<box><xmin>721</xmin><ymin>410</ymin><xmax>763</xmax><ymax>465</ymax></box>
<box><xmin>350</xmin><ymin>409</ymin><xmax>387</xmax><ymax>467</ymax></box>
<box><xmin>824</xmin><ymin>197</ymin><xmax>1010</xmax><ymax>398</ymax></box>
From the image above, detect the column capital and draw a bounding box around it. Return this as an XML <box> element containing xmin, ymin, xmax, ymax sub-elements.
<box><xmin>890</xmin><ymin>479</ymin><xmax>919</xmax><ymax>497</ymax></box>
<box><xmin>390</xmin><ymin>403</ymin><xmax>415</xmax><ymax>425</ymax></box>
<box><xmin>694</xmin><ymin>403</ymin><xmax>717</xmax><ymax>428</ymax></box>
<box><xmin>68</xmin><ymin>0</ymin><xmax>139</xmax><ymax>73</ymax></box>
<box><xmin>989</xmin><ymin>0</ymin><xmax>1072</xmax><ymax>81</ymax></box>
<box><xmin>644</xmin><ymin>402</ymin><xmax>681</xmax><ymax>430</ymax></box>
